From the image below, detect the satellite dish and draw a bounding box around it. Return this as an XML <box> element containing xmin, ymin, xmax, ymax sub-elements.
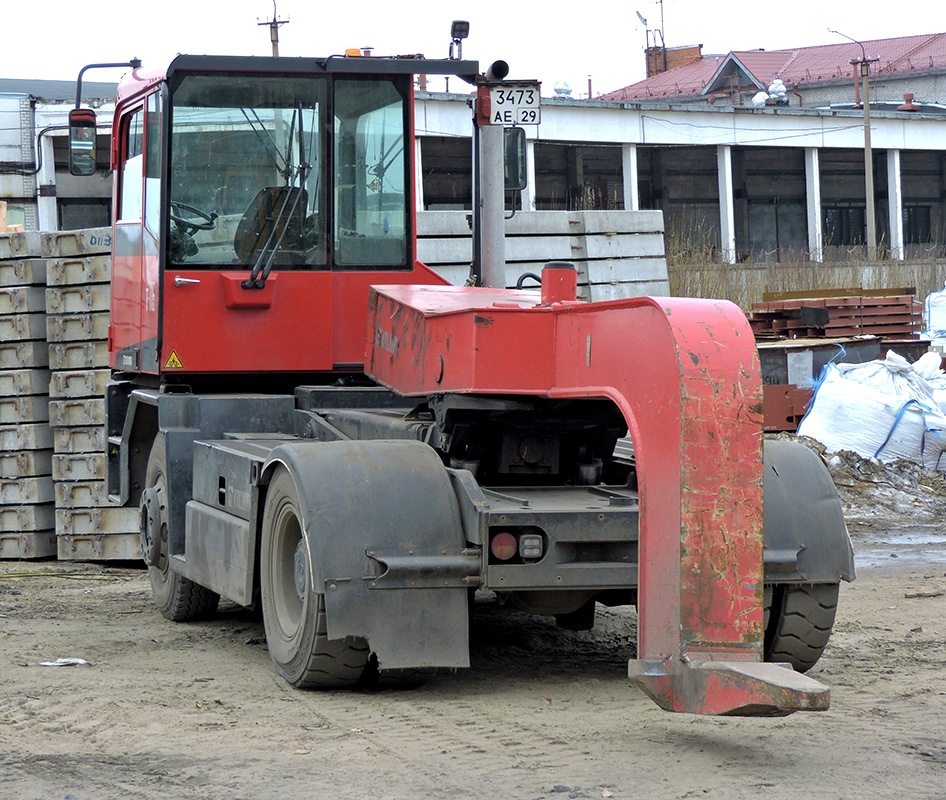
<box><xmin>636</xmin><ymin>10</ymin><xmax>647</xmax><ymax>25</ymax></box>
<box><xmin>554</xmin><ymin>81</ymin><xmax>572</xmax><ymax>97</ymax></box>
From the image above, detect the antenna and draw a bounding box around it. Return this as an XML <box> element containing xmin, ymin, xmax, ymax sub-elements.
<box><xmin>639</xmin><ymin>2</ymin><xmax>667</xmax><ymax>74</ymax></box>
<box><xmin>258</xmin><ymin>1</ymin><xmax>289</xmax><ymax>57</ymax></box>
<box><xmin>636</xmin><ymin>10</ymin><xmax>653</xmax><ymax>49</ymax></box>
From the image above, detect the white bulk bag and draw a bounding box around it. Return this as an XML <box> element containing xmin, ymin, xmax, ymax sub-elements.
<box><xmin>797</xmin><ymin>351</ymin><xmax>946</xmax><ymax>469</ymax></box>
<box><xmin>924</xmin><ymin>281</ymin><xmax>946</xmax><ymax>335</ymax></box>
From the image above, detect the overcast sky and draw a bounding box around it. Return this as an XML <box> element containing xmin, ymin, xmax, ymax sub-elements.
<box><xmin>3</xmin><ymin>0</ymin><xmax>940</xmax><ymax>97</ymax></box>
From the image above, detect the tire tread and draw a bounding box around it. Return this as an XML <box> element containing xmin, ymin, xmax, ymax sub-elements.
<box><xmin>765</xmin><ymin>583</ymin><xmax>839</xmax><ymax>672</ymax></box>
<box><xmin>293</xmin><ymin>600</ymin><xmax>371</xmax><ymax>688</ymax></box>
<box><xmin>161</xmin><ymin>577</ymin><xmax>220</xmax><ymax>622</ymax></box>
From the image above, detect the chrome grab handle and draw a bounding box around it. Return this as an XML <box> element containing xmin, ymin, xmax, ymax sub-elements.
<box><xmin>174</xmin><ymin>276</ymin><xmax>201</xmax><ymax>286</ymax></box>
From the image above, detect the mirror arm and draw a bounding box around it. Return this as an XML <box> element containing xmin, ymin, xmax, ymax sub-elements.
<box><xmin>74</xmin><ymin>59</ymin><xmax>142</xmax><ymax>109</ymax></box>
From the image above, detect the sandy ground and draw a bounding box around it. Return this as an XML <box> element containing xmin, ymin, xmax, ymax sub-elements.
<box><xmin>1</xmin><ymin>516</ymin><xmax>944</xmax><ymax>800</ymax></box>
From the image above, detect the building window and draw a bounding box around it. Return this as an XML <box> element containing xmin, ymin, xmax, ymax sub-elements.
<box><xmin>59</xmin><ymin>199</ymin><xmax>110</xmax><ymax>230</ymax></box>
<box><xmin>823</xmin><ymin>206</ymin><xmax>865</xmax><ymax>246</ymax></box>
<box><xmin>421</xmin><ymin>137</ymin><xmax>472</xmax><ymax>210</ymax></box>
<box><xmin>3</xmin><ymin>205</ymin><xmax>25</xmax><ymax>229</ymax></box>
<box><xmin>533</xmin><ymin>143</ymin><xmax>624</xmax><ymax>211</ymax></box>
<box><xmin>903</xmin><ymin>205</ymin><xmax>932</xmax><ymax>243</ymax></box>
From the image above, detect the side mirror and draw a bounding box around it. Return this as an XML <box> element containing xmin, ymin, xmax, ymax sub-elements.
<box><xmin>68</xmin><ymin>108</ymin><xmax>98</xmax><ymax>176</ymax></box>
<box><xmin>504</xmin><ymin>126</ymin><xmax>527</xmax><ymax>191</ymax></box>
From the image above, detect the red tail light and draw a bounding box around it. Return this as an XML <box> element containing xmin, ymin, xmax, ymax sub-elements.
<box><xmin>489</xmin><ymin>531</ymin><xmax>518</xmax><ymax>561</ymax></box>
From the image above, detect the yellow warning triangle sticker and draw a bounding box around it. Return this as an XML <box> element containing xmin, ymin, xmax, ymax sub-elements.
<box><xmin>164</xmin><ymin>351</ymin><xmax>184</xmax><ymax>369</ymax></box>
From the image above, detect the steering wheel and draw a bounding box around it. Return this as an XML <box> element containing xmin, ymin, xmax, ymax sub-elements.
<box><xmin>170</xmin><ymin>201</ymin><xmax>218</xmax><ymax>235</ymax></box>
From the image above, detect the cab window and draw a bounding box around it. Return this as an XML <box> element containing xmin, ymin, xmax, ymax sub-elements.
<box><xmin>119</xmin><ymin>109</ymin><xmax>144</xmax><ymax>221</ymax></box>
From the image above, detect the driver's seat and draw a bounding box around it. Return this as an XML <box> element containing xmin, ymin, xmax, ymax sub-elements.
<box><xmin>234</xmin><ymin>186</ymin><xmax>307</xmax><ymax>266</ymax></box>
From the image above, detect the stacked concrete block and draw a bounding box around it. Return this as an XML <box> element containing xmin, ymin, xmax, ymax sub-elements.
<box><xmin>0</xmin><ymin>233</ymin><xmax>56</xmax><ymax>557</ymax></box>
<box><xmin>417</xmin><ymin>210</ymin><xmax>671</xmax><ymax>300</ymax></box>
<box><xmin>45</xmin><ymin>229</ymin><xmax>139</xmax><ymax>561</ymax></box>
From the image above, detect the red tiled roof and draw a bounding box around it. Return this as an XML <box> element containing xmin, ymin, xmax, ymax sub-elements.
<box><xmin>599</xmin><ymin>32</ymin><xmax>946</xmax><ymax>102</ymax></box>
<box><xmin>602</xmin><ymin>56</ymin><xmax>723</xmax><ymax>101</ymax></box>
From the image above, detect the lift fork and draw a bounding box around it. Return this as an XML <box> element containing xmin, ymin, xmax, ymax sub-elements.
<box><xmin>366</xmin><ymin>268</ymin><xmax>830</xmax><ymax>716</ymax></box>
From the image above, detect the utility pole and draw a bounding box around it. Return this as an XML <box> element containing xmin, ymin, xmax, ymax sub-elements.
<box><xmin>855</xmin><ymin>53</ymin><xmax>880</xmax><ymax>261</ymax></box>
<box><xmin>259</xmin><ymin>1</ymin><xmax>288</xmax><ymax>57</ymax></box>
<box><xmin>830</xmin><ymin>30</ymin><xmax>880</xmax><ymax>260</ymax></box>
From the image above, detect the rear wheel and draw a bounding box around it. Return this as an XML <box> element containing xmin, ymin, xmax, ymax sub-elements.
<box><xmin>144</xmin><ymin>436</ymin><xmax>219</xmax><ymax>621</ymax></box>
<box><xmin>260</xmin><ymin>466</ymin><xmax>370</xmax><ymax>688</ymax></box>
<box><xmin>764</xmin><ymin>583</ymin><xmax>840</xmax><ymax>672</ymax></box>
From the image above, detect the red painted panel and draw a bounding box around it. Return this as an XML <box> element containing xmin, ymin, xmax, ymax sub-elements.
<box><xmin>332</xmin><ymin>262</ymin><xmax>449</xmax><ymax>367</ymax></box>
<box><xmin>161</xmin><ymin>271</ymin><xmax>334</xmax><ymax>373</ymax></box>
<box><xmin>109</xmin><ymin>222</ymin><xmax>143</xmax><ymax>370</ymax></box>
<box><xmin>156</xmin><ymin>262</ymin><xmax>449</xmax><ymax>375</ymax></box>
<box><xmin>367</xmin><ymin>285</ymin><xmax>555</xmax><ymax>393</ymax></box>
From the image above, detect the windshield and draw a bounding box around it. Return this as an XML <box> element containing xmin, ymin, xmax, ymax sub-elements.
<box><xmin>167</xmin><ymin>73</ymin><xmax>410</xmax><ymax>271</ymax></box>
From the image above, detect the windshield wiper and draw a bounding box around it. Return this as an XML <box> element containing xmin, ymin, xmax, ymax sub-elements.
<box><xmin>242</xmin><ymin>105</ymin><xmax>310</xmax><ymax>289</ymax></box>
<box><xmin>241</xmin><ymin>108</ymin><xmax>291</xmax><ymax>180</ymax></box>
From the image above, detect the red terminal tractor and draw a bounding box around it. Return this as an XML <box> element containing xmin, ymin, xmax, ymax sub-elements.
<box><xmin>68</xmin><ymin>23</ymin><xmax>853</xmax><ymax>715</ymax></box>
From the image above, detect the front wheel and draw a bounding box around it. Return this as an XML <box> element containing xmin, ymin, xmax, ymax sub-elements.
<box><xmin>764</xmin><ymin>583</ymin><xmax>840</xmax><ymax>672</ymax></box>
<box><xmin>260</xmin><ymin>466</ymin><xmax>370</xmax><ymax>688</ymax></box>
<box><xmin>144</xmin><ymin>436</ymin><xmax>219</xmax><ymax>621</ymax></box>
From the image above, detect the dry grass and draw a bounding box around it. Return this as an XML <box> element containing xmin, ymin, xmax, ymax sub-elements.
<box><xmin>668</xmin><ymin>257</ymin><xmax>946</xmax><ymax>310</ymax></box>
<box><xmin>664</xmin><ymin>226</ymin><xmax>946</xmax><ymax>310</ymax></box>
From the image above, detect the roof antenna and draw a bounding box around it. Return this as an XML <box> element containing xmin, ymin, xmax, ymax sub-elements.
<box><xmin>638</xmin><ymin>4</ymin><xmax>667</xmax><ymax>76</ymax></box>
<box><xmin>258</xmin><ymin>1</ymin><xmax>289</xmax><ymax>57</ymax></box>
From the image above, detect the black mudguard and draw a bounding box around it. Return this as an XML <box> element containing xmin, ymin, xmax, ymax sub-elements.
<box><xmin>261</xmin><ymin>439</ymin><xmax>478</xmax><ymax>670</ymax></box>
<box><xmin>763</xmin><ymin>439</ymin><xmax>855</xmax><ymax>585</ymax></box>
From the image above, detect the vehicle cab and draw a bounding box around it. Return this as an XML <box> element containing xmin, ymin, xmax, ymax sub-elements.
<box><xmin>72</xmin><ymin>54</ymin><xmax>477</xmax><ymax>384</ymax></box>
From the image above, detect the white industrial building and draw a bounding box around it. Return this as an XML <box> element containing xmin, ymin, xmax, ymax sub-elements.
<box><xmin>0</xmin><ymin>79</ymin><xmax>115</xmax><ymax>231</ymax></box>
<box><xmin>416</xmin><ymin>90</ymin><xmax>946</xmax><ymax>263</ymax></box>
